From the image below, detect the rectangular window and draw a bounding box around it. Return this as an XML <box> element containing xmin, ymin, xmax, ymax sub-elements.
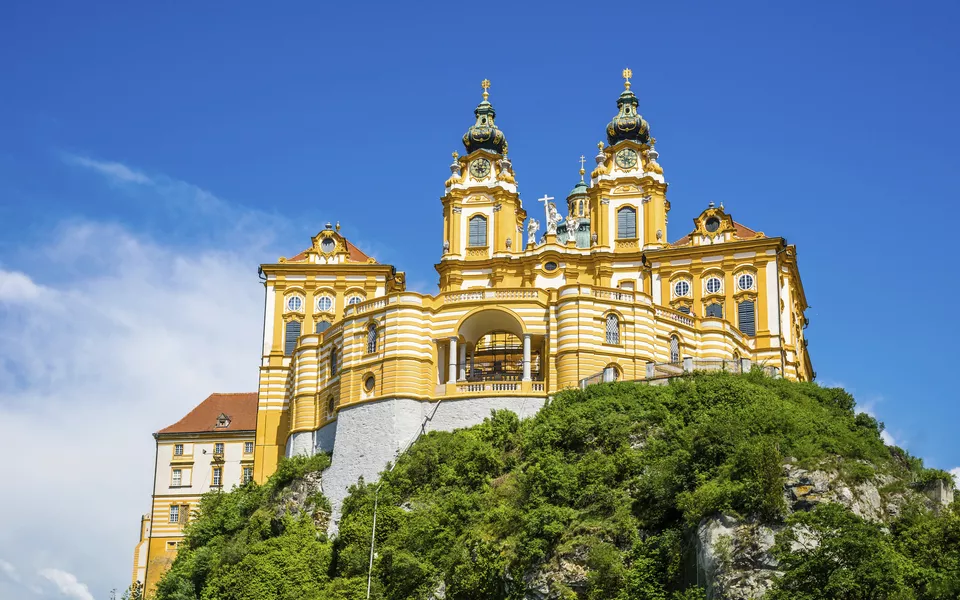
<box><xmin>284</xmin><ymin>320</ymin><xmax>302</xmax><ymax>356</ymax></box>
<box><xmin>243</xmin><ymin>467</ymin><xmax>253</xmax><ymax>484</ymax></box>
<box><xmin>468</xmin><ymin>215</ymin><xmax>487</xmax><ymax>247</ymax></box>
<box><xmin>738</xmin><ymin>300</ymin><xmax>756</xmax><ymax>336</ymax></box>
<box><xmin>212</xmin><ymin>467</ymin><xmax>222</xmax><ymax>487</ymax></box>
<box><xmin>214</xmin><ymin>442</ymin><xmax>224</xmax><ymax>455</ymax></box>
<box><xmin>171</xmin><ymin>469</ymin><xmax>182</xmax><ymax>487</ymax></box>
<box><xmin>244</xmin><ymin>442</ymin><xmax>254</xmax><ymax>454</ymax></box>
<box><xmin>169</xmin><ymin>505</ymin><xmax>179</xmax><ymax>524</ymax></box>
<box><xmin>705</xmin><ymin>303</ymin><xmax>723</xmax><ymax>318</ymax></box>
<box><xmin>174</xmin><ymin>443</ymin><xmax>184</xmax><ymax>456</ymax></box>
<box><xmin>617</xmin><ymin>207</ymin><xmax>637</xmax><ymax>239</ymax></box>
<box><xmin>166</xmin><ymin>541</ymin><xmax>178</xmax><ymax>550</ymax></box>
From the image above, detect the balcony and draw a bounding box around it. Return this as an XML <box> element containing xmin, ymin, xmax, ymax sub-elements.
<box><xmin>579</xmin><ymin>358</ymin><xmax>780</xmax><ymax>388</ymax></box>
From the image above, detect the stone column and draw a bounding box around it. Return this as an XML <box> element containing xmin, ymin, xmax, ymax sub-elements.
<box><xmin>448</xmin><ymin>337</ymin><xmax>458</xmax><ymax>385</ymax></box>
<box><xmin>458</xmin><ymin>343</ymin><xmax>467</xmax><ymax>381</ymax></box>
<box><xmin>522</xmin><ymin>334</ymin><xmax>532</xmax><ymax>381</ymax></box>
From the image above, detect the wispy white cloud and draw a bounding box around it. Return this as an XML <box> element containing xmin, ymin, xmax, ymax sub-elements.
<box><xmin>38</xmin><ymin>568</ymin><xmax>94</xmax><ymax>600</ymax></box>
<box><xmin>0</xmin><ymin>559</ymin><xmax>20</xmax><ymax>583</ymax></box>
<box><xmin>951</xmin><ymin>468</ymin><xmax>960</xmax><ymax>490</ymax></box>
<box><xmin>880</xmin><ymin>430</ymin><xmax>896</xmax><ymax>447</ymax></box>
<box><xmin>64</xmin><ymin>155</ymin><xmax>153</xmax><ymax>185</ymax></box>
<box><xmin>0</xmin><ymin>269</ymin><xmax>42</xmax><ymax>302</ymax></box>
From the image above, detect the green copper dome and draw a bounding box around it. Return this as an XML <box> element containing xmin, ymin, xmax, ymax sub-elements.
<box><xmin>606</xmin><ymin>71</ymin><xmax>651</xmax><ymax>146</ymax></box>
<box><xmin>568</xmin><ymin>179</ymin><xmax>588</xmax><ymax>198</ymax></box>
<box><xmin>462</xmin><ymin>80</ymin><xmax>507</xmax><ymax>155</ymax></box>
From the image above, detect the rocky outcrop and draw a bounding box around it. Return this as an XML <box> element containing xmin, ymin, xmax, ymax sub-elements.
<box><xmin>273</xmin><ymin>471</ymin><xmax>329</xmax><ymax>531</ymax></box>
<box><xmin>696</xmin><ymin>461</ymin><xmax>952</xmax><ymax>600</ymax></box>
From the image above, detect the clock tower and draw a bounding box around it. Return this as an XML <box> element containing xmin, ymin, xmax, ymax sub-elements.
<box><xmin>590</xmin><ymin>69</ymin><xmax>669</xmax><ymax>252</ymax></box>
<box><xmin>439</xmin><ymin>80</ymin><xmax>526</xmax><ymax>281</ymax></box>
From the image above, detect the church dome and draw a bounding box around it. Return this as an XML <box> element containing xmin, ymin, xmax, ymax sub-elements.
<box><xmin>606</xmin><ymin>69</ymin><xmax>651</xmax><ymax>146</ymax></box>
<box><xmin>462</xmin><ymin>80</ymin><xmax>507</xmax><ymax>155</ymax></box>
<box><xmin>568</xmin><ymin>179</ymin><xmax>588</xmax><ymax>199</ymax></box>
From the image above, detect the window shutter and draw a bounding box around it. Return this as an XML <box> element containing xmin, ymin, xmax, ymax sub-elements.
<box><xmin>738</xmin><ymin>300</ymin><xmax>756</xmax><ymax>336</ymax></box>
<box><xmin>617</xmin><ymin>207</ymin><xmax>636</xmax><ymax>239</ymax></box>
<box><xmin>706</xmin><ymin>303</ymin><xmax>723</xmax><ymax>318</ymax></box>
<box><xmin>677</xmin><ymin>306</ymin><xmax>690</xmax><ymax>315</ymax></box>
<box><xmin>315</xmin><ymin>320</ymin><xmax>330</xmax><ymax>334</ymax></box>
<box><xmin>284</xmin><ymin>321</ymin><xmax>301</xmax><ymax>356</ymax></box>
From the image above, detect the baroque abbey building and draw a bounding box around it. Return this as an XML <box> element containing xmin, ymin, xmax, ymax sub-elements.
<box><xmin>134</xmin><ymin>71</ymin><xmax>812</xmax><ymax>591</ymax></box>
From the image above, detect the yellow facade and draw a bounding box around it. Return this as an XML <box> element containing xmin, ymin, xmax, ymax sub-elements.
<box><xmin>252</xmin><ymin>73</ymin><xmax>813</xmax><ymax>483</ymax></box>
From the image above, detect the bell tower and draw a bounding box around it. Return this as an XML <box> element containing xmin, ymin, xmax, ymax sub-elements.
<box><xmin>440</xmin><ymin>80</ymin><xmax>526</xmax><ymax>269</ymax></box>
<box><xmin>589</xmin><ymin>69</ymin><xmax>669</xmax><ymax>252</ymax></box>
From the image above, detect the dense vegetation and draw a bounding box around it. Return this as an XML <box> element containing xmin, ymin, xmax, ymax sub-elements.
<box><xmin>155</xmin><ymin>372</ymin><xmax>958</xmax><ymax>599</ymax></box>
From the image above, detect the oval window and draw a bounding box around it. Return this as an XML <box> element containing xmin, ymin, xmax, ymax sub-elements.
<box><xmin>364</xmin><ymin>375</ymin><xmax>375</xmax><ymax>392</ymax></box>
<box><xmin>544</xmin><ymin>261</ymin><xmax>558</xmax><ymax>272</ymax></box>
<box><xmin>317</xmin><ymin>296</ymin><xmax>333</xmax><ymax>312</ymax></box>
<box><xmin>705</xmin><ymin>217</ymin><xmax>721</xmax><ymax>232</ymax></box>
<box><xmin>705</xmin><ymin>277</ymin><xmax>722</xmax><ymax>294</ymax></box>
<box><xmin>320</xmin><ymin>238</ymin><xmax>336</xmax><ymax>253</ymax></box>
<box><xmin>737</xmin><ymin>273</ymin><xmax>755</xmax><ymax>291</ymax></box>
<box><xmin>674</xmin><ymin>280</ymin><xmax>691</xmax><ymax>297</ymax></box>
<box><xmin>286</xmin><ymin>296</ymin><xmax>303</xmax><ymax>312</ymax></box>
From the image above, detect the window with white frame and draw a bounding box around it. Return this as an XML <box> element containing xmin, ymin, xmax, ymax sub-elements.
<box><xmin>169</xmin><ymin>505</ymin><xmax>180</xmax><ymax>524</ymax></box>
<box><xmin>347</xmin><ymin>295</ymin><xmax>363</xmax><ymax>305</ymax></box>
<box><xmin>243</xmin><ymin>467</ymin><xmax>253</xmax><ymax>484</ymax></box>
<box><xmin>214</xmin><ymin>442</ymin><xmax>224</xmax><ymax>455</ymax></box>
<box><xmin>212</xmin><ymin>467</ymin><xmax>222</xmax><ymax>487</ymax></box>
<box><xmin>286</xmin><ymin>295</ymin><xmax>303</xmax><ymax>312</ymax></box>
<box><xmin>468</xmin><ymin>215</ymin><xmax>487</xmax><ymax>247</ymax></box>
<box><xmin>171</xmin><ymin>469</ymin><xmax>182</xmax><ymax>487</ymax></box>
<box><xmin>244</xmin><ymin>442</ymin><xmax>254</xmax><ymax>454</ymax></box>
<box><xmin>617</xmin><ymin>206</ymin><xmax>637</xmax><ymax>239</ymax></box>
<box><xmin>674</xmin><ymin>280</ymin><xmax>691</xmax><ymax>297</ymax></box>
<box><xmin>605</xmin><ymin>314</ymin><xmax>621</xmax><ymax>345</ymax></box>
<box><xmin>367</xmin><ymin>323</ymin><xmax>378</xmax><ymax>353</ymax></box>
<box><xmin>174</xmin><ymin>443</ymin><xmax>183</xmax><ymax>456</ymax></box>
<box><xmin>316</xmin><ymin>295</ymin><xmax>333</xmax><ymax>312</ymax></box>
<box><xmin>737</xmin><ymin>273</ymin><xmax>755</xmax><ymax>291</ymax></box>
<box><xmin>670</xmin><ymin>335</ymin><xmax>681</xmax><ymax>363</ymax></box>
<box><xmin>705</xmin><ymin>277</ymin><xmax>723</xmax><ymax>294</ymax></box>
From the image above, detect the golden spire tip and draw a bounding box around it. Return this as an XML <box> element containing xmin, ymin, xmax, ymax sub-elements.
<box><xmin>622</xmin><ymin>68</ymin><xmax>632</xmax><ymax>90</ymax></box>
<box><xmin>481</xmin><ymin>78</ymin><xmax>490</xmax><ymax>101</ymax></box>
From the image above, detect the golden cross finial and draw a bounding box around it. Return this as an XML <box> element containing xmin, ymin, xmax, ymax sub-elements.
<box><xmin>622</xmin><ymin>68</ymin><xmax>633</xmax><ymax>90</ymax></box>
<box><xmin>452</xmin><ymin>151</ymin><xmax>459</xmax><ymax>160</ymax></box>
<box><xmin>579</xmin><ymin>155</ymin><xmax>586</xmax><ymax>182</ymax></box>
<box><xmin>481</xmin><ymin>78</ymin><xmax>491</xmax><ymax>100</ymax></box>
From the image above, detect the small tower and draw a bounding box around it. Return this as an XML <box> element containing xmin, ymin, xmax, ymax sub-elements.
<box><xmin>589</xmin><ymin>69</ymin><xmax>669</xmax><ymax>252</ymax></box>
<box><xmin>559</xmin><ymin>157</ymin><xmax>590</xmax><ymax>248</ymax></box>
<box><xmin>440</xmin><ymin>80</ymin><xmax>526</xmax><ymax>269</ymax></box>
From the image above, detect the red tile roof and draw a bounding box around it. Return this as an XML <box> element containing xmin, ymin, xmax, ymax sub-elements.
<box><xmin>157</xmin><ymin>392</ymin><xmax>258</xmax><ymax>435</ymax></box>
<box><xmin>671</xmin><ymin>221</ymin><xmax>761</xmax><ymax>247</ymax></box>
<box><xmin>287</xmin><ymin>238</ymin><xmax>373</xmax><ymax>263</ymax></box>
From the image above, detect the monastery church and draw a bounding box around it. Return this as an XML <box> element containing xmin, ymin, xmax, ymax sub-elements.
<box><xmin>132</xmin><ymin>71</ymin><xmax>813</xmax><ymax>593</ymax></box>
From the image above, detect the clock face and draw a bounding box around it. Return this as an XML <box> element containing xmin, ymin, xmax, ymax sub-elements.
<box><xmin>615</xmin><ymin>148</ymin><xmax>638</xmax><ymax>169</ymax></box>
<box><xmin>470</xmin><ymin>158</ymin><xmax>491</xmax><ymax>179</ymax></box>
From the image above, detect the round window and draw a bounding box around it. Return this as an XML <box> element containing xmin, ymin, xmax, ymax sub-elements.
<box><xmin>705</xmin><ymin>277</ymin><xmax>722</xmax><ymax>294</ymax></box>
<box><xmin>286</xmin><ymin>296</ymin><xmax>303</xmax><ymax>312</ymax></box>
<box><xmin>544</xmin><ymin>261</ymin><xmax>558</xmax><ymax>272</ymax></box>
<box><xmin>674</xmin><ymin>280</ymin><xmax>691</xmax><ymax>297</ymax></box>
<box><xmin>738</xmin><ymin>273</ymin><xmax>755</xmax><ymax>291</ymax></box>
<box><xmin>317</xmin><ymin>296</ymin><xmax>333</xmax><ymax>312</ymax></box>
<box><xmin>320</xmin><ymin>238</ymin><xmax>336</xmax><ymax>253</ymax></box>
<box><xmin>347</xmin><ymin>296</ymin><xmax>363</xmax><ymax>305</ymax></box>
<box><xmin>705</xmin><ymin>217</ymin><xmax>721</xmax><ymax>233</ymax></box>
<box><xmin>364</xmin><ymin>375</ymin><xmax>375</xmax><ymax>392</ymax></box>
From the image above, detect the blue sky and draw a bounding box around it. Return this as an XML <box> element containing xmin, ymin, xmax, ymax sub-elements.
<box><xmin>1</xmin><ymin>1</ymin><xmax>958</xmax><ymax>597</ymax></box>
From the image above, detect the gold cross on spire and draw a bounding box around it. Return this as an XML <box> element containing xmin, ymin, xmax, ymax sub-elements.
<box><xmin>622</xmin><ymin>68</ymin><xmax>633</xmax><ymax>90</ymax></box>
<box><xmin>579</xmin><ymin>155</ymin><xmax>586</xmax><ymax>182</ymax></box>
<box><xmin>481</xmin><ymin>78</ymin><xmax>490</xmax><ymax>100</ymax></box>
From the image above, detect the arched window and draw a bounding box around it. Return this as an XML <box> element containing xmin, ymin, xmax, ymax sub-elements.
<box><xmin>330</xmin><ymin>346</ymin><xmax>339</xmax><ymax>376</ymax></box>
<box><xmin>738</xmin><ymin>300</ymin><xmax>756</xmax><ymax>336</ymax></box>
<box><xmin>578</xmin><ymin>200</ymin><xmax>584</xmax><ymax>216</ymax></box>
<box><xmin>670</xmin><ymin>334</ymin><xmax>681</xmax><ymax>363</ymax></box>
<box><xmin>468</xmin><ymin>215</ymin><xmax>487</xmax><ymax>247</ymax></box>
<box><xmin>315</xmin><ymin>320</ymin><xmax>331</xmax><ymax>334</ymax></box>
<box><xmin>284</xmin><ymin>320</ymin><xmax>301</xmax><ymax>356</ymax></box>
<box><xmin>705</xmin><ymin>303</ymin><xmax>723</xmax><ymax>318</ymax></box>
<box><xmin>617</xmin><ymin>206</ymin><xmax>637</xmax><ymax>239</ymax></box>
<box><xmin>366</xmin><ymin>323</ymin><xmax>378</xmax><ymax>353</ymax></box>
<box><xmin>347</xmin><ymin>295</ymin><xmax>363</xmax><ymax>306</ymax></box>
<box><xmin>605</xmin><ymin>313</ymin><xmax>621</xmax><ymax>345</ymax></box>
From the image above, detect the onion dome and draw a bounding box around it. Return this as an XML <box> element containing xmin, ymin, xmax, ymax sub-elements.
<box><xmin>462</xmin><ymin>79</ymin><xmax>507</xmax><ymax>155</ymax></box>
<box><xmin>606</xmin><ymin>68</ymin><xmax>651</xmax><ymax>146</ymax></box>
